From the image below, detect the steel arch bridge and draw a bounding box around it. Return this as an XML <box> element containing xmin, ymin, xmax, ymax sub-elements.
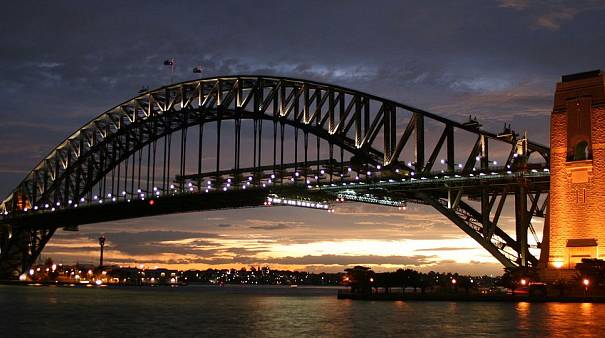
<box><xmin>0</xmin><ymin>75</ymin><xmax>550</xmax><ymax>279</ymax></box>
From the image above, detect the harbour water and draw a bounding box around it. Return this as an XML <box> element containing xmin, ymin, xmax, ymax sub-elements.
<box><xmin>1</xmin><ymin>284</ymin><xmax>603</xmax><ymax>337</ymax></box>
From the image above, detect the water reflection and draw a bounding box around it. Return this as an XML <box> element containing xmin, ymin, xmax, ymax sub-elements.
<box><xmin>2</xmin><ymin>285</ymin><xmax>605</xmax><ymax>337</ymax></box>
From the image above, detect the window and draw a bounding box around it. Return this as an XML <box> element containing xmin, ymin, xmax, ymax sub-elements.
<box><xmin>573</xmin><ymin>141</ymin><xmax>589</xmax><ymax>161</ymax></box>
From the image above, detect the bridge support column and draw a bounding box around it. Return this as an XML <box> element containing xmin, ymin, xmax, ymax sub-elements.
<box><xmin>0</xmin><ymin>225</ymin><xmax>56</xmax><ymax>280</ymax></box>
<box><xmin>515</xmin><ymin>181</ymin><xmax>528</xmax><ymax>267</ymax></box>
<box><xmin>542</xmin><ymin>70</ymin><xmax>605</xmax><ymax>280</ymax></box>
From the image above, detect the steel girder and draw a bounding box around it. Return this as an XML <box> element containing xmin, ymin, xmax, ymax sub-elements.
<box><xmin>0</xmin><ymin>75</ymin><xmax>551</xmax><ymax>278</ymax></box>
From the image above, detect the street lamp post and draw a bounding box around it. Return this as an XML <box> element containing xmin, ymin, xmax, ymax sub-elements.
<box><xmin>98</xmin><ymin>236</ymin><xmax>106</xmax><ymax>268</ymax></box>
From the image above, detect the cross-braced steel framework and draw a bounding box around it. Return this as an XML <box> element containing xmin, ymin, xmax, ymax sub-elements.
<box><xmin>0</xmin><ymin>75</ymin><xmax>550</xmax><ymax>279</ymax></box>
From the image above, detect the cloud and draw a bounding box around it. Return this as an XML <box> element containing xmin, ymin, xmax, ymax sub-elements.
<box><xmin>250</xmin><ymin>223</ymin><xmax>291</xmax><ymax>231</ymax></box>
<box><xmin>414</xmin><ymin>247</ymin><xmax>477</xmax><ymax>252</ymax></box>
<box><xmin>217</xmin><ymin>223</ymin><xmax>233</xmax><ymax>228</ymax></box>
<box><xmin>497</xmin><ymin>0</ymin><xmax>605</xmax><ymax>31</ymax></box>
<box><xmin>260</xmin><ymin>254</ymin><xmax>436</xmax><ymax>266</ymax></box>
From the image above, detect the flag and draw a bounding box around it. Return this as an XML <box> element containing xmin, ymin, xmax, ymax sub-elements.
<box><xmin>193</xmin><ymin>66</ymin><xmax>203</xmax><ymax>74</ymax></box>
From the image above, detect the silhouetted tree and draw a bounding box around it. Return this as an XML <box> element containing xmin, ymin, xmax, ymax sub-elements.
<box><xmin>345</xmin><ymin>266</ymin><xmax>374</xmax><ymax>295</ymax></box>
<box><xmin>576</xmin><ymin>258</ymin><xmax>605</xmax><ymax>288</ymax></box>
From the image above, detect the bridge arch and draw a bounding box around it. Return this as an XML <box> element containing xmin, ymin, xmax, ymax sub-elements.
<box><xmin>0</xmin><ymin>75</ymin><xmax>550</xmax><ymax>278</ymax></box>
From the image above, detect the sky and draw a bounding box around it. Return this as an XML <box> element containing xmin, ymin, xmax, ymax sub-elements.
<box><xmin>1</xmin><ymin>0</ymin><xmax>604</xmax><ymax>275</ymax></box>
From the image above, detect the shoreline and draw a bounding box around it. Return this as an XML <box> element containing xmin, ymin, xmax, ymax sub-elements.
<box><xmin>337</xmin><ymin>291</ymin><xmax>605</xmax><ymax>303</ymax></box>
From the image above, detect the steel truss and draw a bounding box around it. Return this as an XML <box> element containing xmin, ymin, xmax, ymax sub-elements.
<box><xmin>0</xmin><ymin>75</ymin><xmax>550</xmax><ymax>279</ymax></box>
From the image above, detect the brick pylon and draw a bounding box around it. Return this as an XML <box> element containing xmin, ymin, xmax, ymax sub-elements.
<box><xmin>541</xmin><ymin>70</ymin><xmax>605</xmax><ymax>280</ymax></box>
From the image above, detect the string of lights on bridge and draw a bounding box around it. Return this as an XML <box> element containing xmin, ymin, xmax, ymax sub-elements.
<box><xmin>3</xmin><ymin>159</ymin><xmax>550</xmax><ymax>217</ymax></box>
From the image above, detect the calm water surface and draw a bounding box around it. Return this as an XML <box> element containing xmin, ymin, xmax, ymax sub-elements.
<box><xmin>0</xmin><ymin>284</ymin><xmax>603</xmax><ymax>337</ymax></box>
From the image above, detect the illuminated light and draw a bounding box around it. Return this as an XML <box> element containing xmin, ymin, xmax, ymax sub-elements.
<box><xmin>107</xmin><ymin>193</ymin><xmax>112</xmax><ymax>198</ymax></box>
<box><xmin>355</xmin><ymin>176</ymin><xmax>359</xmax><ymax>180</ymax></box>
<box><xmin>262</xmin><ymin>184</ymin><xmax>266</xmax><ymax>188</ymax></box>
<box><xmin>52</xmin><ymin>264</ymin><xmax>57</xmax><ymax>271</ymax></box>
<box><xmin>271</xmin><ymin>174</ymin><xmax>275</xmax><ymax>179</ymax></box>
<box><xmin>127</xmin><ymin>199</ymin><xmax>131</xmax><ymax>202</ymax></box>
<box><xmin>458</xmin><ymin>164</ymin><xmax>463</xmax><ymax>168</ymax></box>
<box><xmin>51</xmin><ymin>207</ymin><xmax>56</xmax><ymax>211</ymax></box>
<box><xmin>56</xmin><ymin>202</ymin><xmax>61</xmax><ymax>206</ymax></box>
<box><xmin>347</xmin><ymin>167</ymin><xmax>352</xmax><ymax>172</ymax></box>
<box><xmin>440</xmin><ymin>159</ymin><xmax>446</xmax><ymax>164</ymax></box>
<box><xmin>23</xmin><ymin>208</ymin><xmax>28</xmax><ymax>212</ymax></box>
<box><xmin>553</xmin><ymin>261</ymin><xmax>564</xmax><ymax>269</ymax></box>
<box><xmin>306</xmin><ymin>180</ymin><xmax>310</xmax><ymax>184</ymax></box>
<box><xmin>366</xmin><ymin>171</ymin><xmax>371</xmax><ymax>176</ymax></box>
<box><xmin>544</xmin><ymin>168</ymin><xmax>549</xmax><ymax>172</ymax></box>
<box><xmin>155</xmin><ymin>191</ymin><xmax>160</xmax><ymax>196</ymax></box>
<box><xmin>34</xmin><ymin>206</ymin><xmax>39</xmax><ymax>210</ymax></box>
<box><xmin>112</xmin><ymin>197</ymin><xmax>116</xmax><ymax>202</ymax></box>
<box><xmin>68</xmin><ymin>200</ymin><xmax>72</xmax><ymax>205</ymax></box>
<box><xmin>395</xmin><ymin>169</ymin><xmax>400</xmax><ymax>173</ymax></box>
<box><xmin>411</xmin><ymin>172</ymin><xmax>415</xmax><ymax>176</ymax></box>
<box><xmin>507</xmin><ymin>171</ymin><xmax>512</xmax><ymax>174</ymax></box>
<box><xmin>170</xmin><ymin>184</ymin><xmax>175</xmax><ymax>189</ymax></box>
<box><xmin>268</xmin><ymin>179</ymin><xmax>272</xmax><ymax>183</ymax></box>
<box><xmin>476</xmin><ymin>156</ymin><xmax>481</xmax><ymax>161</ymax></box>
<box><xmin>137</xmin><ymin>189</ymin><xmax>141</xmax><ymax>193</ymax></box>
<box><xmin>583</xmin><ymin>279</ymin><xmax>590</xmax><ymax>286</ymax></box>
<box><xmin>320</xmin><ymin>170</ymin><xmax>325</xmax><ymax>175</ymax></box>
<box><xmin>493</xmin><ymin>160</ymin><xmax>498</xmax><ymax>165</ymax></box>
<box><xmin>451</xmin><ymin>278</ymin><xmax>457</xmax><ymax>285</ymax></box>
<box><xmin>369</xmin><ymin>278</ymin><xmax>374</xmax><ymax>283</ymax></box>
<box><xmin>205</xmin><ymin>189</ymin><xmax>209</xmax><ymax>193</ymax></box>
<box><xmin>188</xmin><ymin>182</ymin><xmax>193</xmax><ymax>187</ymax></box>
<box><xmin>407</xmin><ymin>162</ymin><xmax>412</xmax><ymax>166</ymax></box>
<box><xmin>122</xmin><ymin>191</ymin><xmax>127</xmax><ymax>196</ymax></box>
<box><xmin>226</xmin><ymin>183</ymin><xmax>231</xmax><ymax>187</ymax></box>
<box><xmin>223</xmin><ymin>187</ymin><xmax>227</xmax><ymax>191</ymax></box>
<box><xmin>29</xmin><ymin>269</ymin><xmax>34</xmax><ymax>276</ymax></box>
<box><xmin>19</xmin><ymin>274</ymin><xmax>27</xmax><ymax>281</ymax></box>
<box><xmin>290</xmin><ymin>178</ymin><xmax>295</xmax><ymax>182</ymax></box>
<box><xmin>80</xmin><ymin>197</ymin><xmax>85</xmax><ymax>202</ymax></box>
<box><xmin>314</xmin><ymin>175</ymin><xmax>319</xmax><ymax>179</ymax></box>
<box><xmin>520</xmin><ymin>279</ymin><xmax>527</xmax><ymax>286</ymax></box>
<box><xmin>242</xmin><ymin>185</ymin><xmax>246</xmax><ymax>190</ymax></box>
<box><xmin>45</xmin><ymin>204</ymin><xmax>49</xmax><ymax>208</ymax></box>
<box><xmin>227</xmin><ymin>178</ymin><xmax>232</xmax><ymax>183</ymax></box>
<box><xmin>93</xmin><ymin>195</ymin><xmax>98</xmax><ymax>200</ymax></box>
<box><xmin>377</xmin><ymin>165</ymin><xmax>381</xmax><ymax>170</ymax></box>
<box><xmin>74</xmin><ymin>204</ymin><xmax>78</xmax><ymax>208</ymax></box>
<box><xmin>147</xmin><ymin>199</ymin><xmax>155</xmax><ymax>206</ymax></box>
<box><xmin>295</xmin><ymin>172</ymin><xmax>300</xmax><ymax>177</ymax></box>
<box><xmin>248</xmin><ymin>176</ymin><xmax>253</xmax><ymax>181</ymax></box>
<box><xmin>189</xmin><ymin>187</ymin><xmax>194</xmax><ymax>191</ymax></box>
<box><xmin>95</xmin><ymin>280</ymin><xmax>102</xmax><ymax>286</ymax></box>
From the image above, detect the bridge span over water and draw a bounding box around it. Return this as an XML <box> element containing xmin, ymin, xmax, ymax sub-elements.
<box><xmin>0</xmin><ymin>75</ymin><xmax>551</xmax><ymax>279</ymax></box>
